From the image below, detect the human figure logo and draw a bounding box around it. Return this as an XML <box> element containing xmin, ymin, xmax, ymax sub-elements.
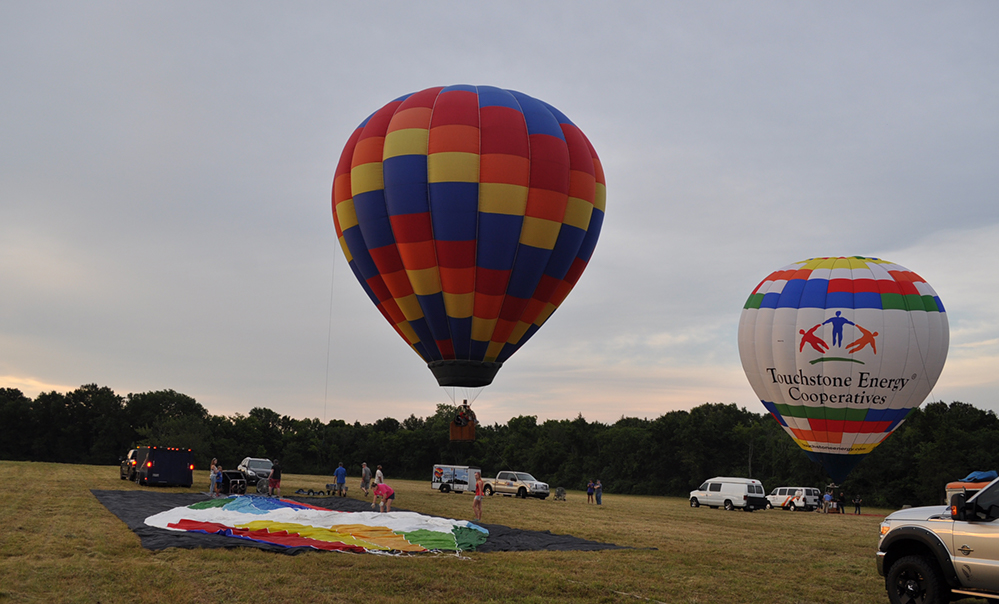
<box><xmin>799</xmin><ymin>311</ymin><xmax>878</xmax><ymax>364</ymax></box>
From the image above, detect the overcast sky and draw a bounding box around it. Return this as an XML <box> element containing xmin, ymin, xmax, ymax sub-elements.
<box><xmin>2</xmin><ymin>2</ymin><xmax>997</xmax><ymax>426</ymax></box>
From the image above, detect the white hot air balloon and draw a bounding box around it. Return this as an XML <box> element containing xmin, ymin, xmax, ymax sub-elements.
<box><xmin>738</xmin><ymin>257</ymin><xmax>949</xmax><ymax>482</ymax></box>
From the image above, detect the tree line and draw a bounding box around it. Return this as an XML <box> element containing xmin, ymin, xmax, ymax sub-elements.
<box><xmin>2</xmin><ymin>384</ymin><xmax>998</xmax><ymax>508</ymax></box>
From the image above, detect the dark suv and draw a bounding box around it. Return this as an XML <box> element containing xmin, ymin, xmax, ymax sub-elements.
<box><xmin>120</xmin><ymin>449</ymin><xmax>139</xmax><ymax>481</ymax></box>
<box><xmin>237</xmin><ymin>457</ymin><xmax>273</xmax><ymax>493</ymax></box>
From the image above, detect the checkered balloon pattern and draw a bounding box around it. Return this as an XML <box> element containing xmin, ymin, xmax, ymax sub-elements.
<box><xmin>333</xmin><ymin>86</ymin><xmax>605</xmax><ymax>388</ymax></box>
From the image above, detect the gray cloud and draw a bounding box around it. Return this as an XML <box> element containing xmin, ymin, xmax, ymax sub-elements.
<box><xmin>2</xmin><ymin>2</ymin><xmax>997</xmax><ymax>425</ymax></box>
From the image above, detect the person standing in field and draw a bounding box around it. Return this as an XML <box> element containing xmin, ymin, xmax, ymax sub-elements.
<box><xmin>372</xmin><ymin>482</ymin><xmax>395</xmax><ymax>512</ymax></box>
<box><xmin>209</xmin><ymin>458</ymin><xmax>218</xmax><ymax>496</ymax></box>
<box><xmin>472</xmin><ymin>472</ymin><xmax>484</xmax><ymax>522</ymax></box>
<box><xmin>853</xmin><ymin>494</ymin><xmax>863</xmax><ymax>515</ymax></box>
<box><xmin>595</xmin><ymin>479</ymin><xmax>603</xmax><ymax>505</ymax></box>
<box><xmin>823</xmin><ymin>491</ymin><xmax>832</xmax><ymax>513</ymax></box>
<box><xmin>375</xmin><ymin>465</ymin><xmax>384</xmax><ymax>484</ymax></box>
<box><xmin>587</xmin><ymin>480</ymin><xmax>595</xmax><ymax>504</ymax></box>
<box><xmin>268</xmin><ymin>459</ymin><xmax>282</xmax><ymax>498</ymax></box>
<box><xmin>360</xmin><ymin>462</ymin><xmax>372</xmax><ymax>496</ymax></box>
<box><xmin>333</xmin><ymin>462</ymin><xmax>347</xmax><ymax>496</ymax></box>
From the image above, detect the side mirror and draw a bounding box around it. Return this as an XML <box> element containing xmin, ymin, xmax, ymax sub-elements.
<box><xmin>951</xmin><ymin>492</ymin><xmax>966</xmax><ymax>520</ymax></box>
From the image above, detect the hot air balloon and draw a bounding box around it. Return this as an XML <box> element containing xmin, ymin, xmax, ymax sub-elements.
<box><xmin>331</xmin><ymin>85</ymin><xmax>605</xmax><ymax>390</ymax></box>
<box><xmin>738</xmin><ymin>257</ymin><xmax>948</xmax><ymax>482</ymax></box>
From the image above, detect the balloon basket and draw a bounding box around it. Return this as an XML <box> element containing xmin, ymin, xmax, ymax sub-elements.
<box><xmin>450</xmin><ymin>422</ymin><xmax>475</xmax><ymax>442</ymax></box>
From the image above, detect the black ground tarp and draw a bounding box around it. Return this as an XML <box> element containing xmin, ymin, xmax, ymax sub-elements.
<box><xmin>91</xmin><ymin>490</ymin><xmax>625</xmax><ymax>554</ymax></box>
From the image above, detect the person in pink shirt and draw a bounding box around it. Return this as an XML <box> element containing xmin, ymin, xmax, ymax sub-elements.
<box><xmin>372</xmin><ymin>482</ymin><xmax>395</xmax><ymax>513</ymax></box>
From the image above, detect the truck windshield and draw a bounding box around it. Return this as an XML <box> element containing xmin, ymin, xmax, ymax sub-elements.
<box><xmin>971</xmin><ymin>480</ymin><xmax>999</xmax><ymax>519</ymax></box>
<box><xmin>515</xmin><ymin>473</ymin><xmax>537</xmax><ymax>482</ymax></box>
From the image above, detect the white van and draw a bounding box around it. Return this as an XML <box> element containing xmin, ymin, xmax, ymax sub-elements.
<box><xmin>765</xmin><ymin>486</ymin><xmax>821</xmax><ymax>511</ymax></box>
<box><xmin>689</xmin><ymin>477</ymin><xmax>767</xmax><ymax>511</ymax></box>
<box><xmin>431</xmin><ymin>464</ymin><xmax>481</xmax><ymax>494</ymax></box>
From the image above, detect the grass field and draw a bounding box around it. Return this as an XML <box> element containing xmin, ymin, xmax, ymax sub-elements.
<box><xmin>0</xmin><ymin>460</ymin><xmax>979</xmax><ymax>604</ymax></box>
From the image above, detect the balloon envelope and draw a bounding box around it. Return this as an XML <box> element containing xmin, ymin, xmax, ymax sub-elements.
<box><xmin>332</xmin><ymin>86</ymin><xmax>606</xmax><ymax>387</ymax></box>
<box><xmin>738</xmin><ymin>257</ymin><xmax>949</xmax><ymax>482</ymax></box>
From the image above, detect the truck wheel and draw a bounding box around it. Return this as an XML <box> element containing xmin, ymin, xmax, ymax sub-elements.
<box><xmin>789</xmin><ymin>502</ymin><xmax>797</xmax><ymax>512</ymax></box>
<box><xmin>886</xmin><ymin>555</ymin><xmax>946</xmax><ymax>604</ymax></box>
<box><xmin>690</xmin><ymin>498</ymin><xmax>699</xmax><ymax>508</ymax></box>
<box><xmin>724</xmin><ymin>500</ymin><xmax>734</xmax><ymax>511</ymax></box>
<box><xmin>483</xmin><ymin>485</ymin><xmax>492</xmax><ymax>496</ymax></box>
<box><xmin>440</xmin><ymin>484</ymin><xmax>450</xmax><ymax>494</ymax></box>
<box><xmin>765</xmin><ymin>502</ymin><xmax>773</xmax><ymax>510</ymax></box>
<box><xmin>517</xmin><ymin>487</ymin><xmax>527</xmax><ymax>499</ymax></box>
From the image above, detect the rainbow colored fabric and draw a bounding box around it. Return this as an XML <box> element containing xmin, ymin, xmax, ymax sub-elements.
<box><xmin>144</xmin><ymin>495</ymin><xmax>488</xmax><ymax>553</ymax></box>
<box><xmin>332</xmin><ymin>85</ymin><xmax>605</xmax><ymax>387</ymax></box>
<box><xmin>738</xmin><ymin>257</ymin><xmax>949</xmax><ymax>482</ymax></box>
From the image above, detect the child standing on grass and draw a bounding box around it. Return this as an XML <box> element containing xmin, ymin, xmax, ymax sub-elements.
<box><xmin>472</xmin><ymin>472</ymin><xmax>484</xmax><ymax>522</ymax></box>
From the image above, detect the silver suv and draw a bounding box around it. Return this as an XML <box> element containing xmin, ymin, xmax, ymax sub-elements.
<box><xmin>877</xmin><ymin>476</ymin><xmax>999</xmax><ymax>603</ymax></box>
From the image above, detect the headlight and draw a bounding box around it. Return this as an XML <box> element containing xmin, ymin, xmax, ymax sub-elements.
<box><xmin>880</xmin><ymin>523</ymin><xmax>890</xmax><ymax>536</ymax></box>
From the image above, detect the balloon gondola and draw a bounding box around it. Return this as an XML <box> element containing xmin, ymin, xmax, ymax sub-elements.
<box><xmin>331</xmin><ymin>85</ymin><xmax>606</xmax><ymax>440</ymax></box>
<box><xmin>738</xmin><ymin>256</ymin><xmax>949</xmax><ymax>483</ymax></box>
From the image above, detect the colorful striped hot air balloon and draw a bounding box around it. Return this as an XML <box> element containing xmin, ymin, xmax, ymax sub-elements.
<box><xmin>738</xmin><ymin>257</ymin><xmax>949</xmax><ymax>482</ymax></box>
<box><xmin>332</xmin><ymin>86</ymin><xmax>606</xmax><ymax>388</ymax></box>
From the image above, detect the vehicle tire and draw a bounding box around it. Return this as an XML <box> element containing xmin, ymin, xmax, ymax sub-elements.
<box><xmin>440</xmin><ymin>484</ymin><xmax>450</xmax><ymax>494</ymax></box>
<box><xmin>517</xmin><ymin>487</ymin><xmax>527</xmax><ymax>499</ymax></box>
<box><xmin>724</xmin><ymin>500</ymin><xmax>734</xmax><ymax>511</ymax></box>
<box><xmin>765</xmin><ymin>502</ymin><xmax>773</xmax><ymax>509</ymax></box>
<box><xmin>789</xmin><ymin>502</ymin><xmax>797</xmax><ymax>512</ymax></box>
<box><xmin>690</xmin><ymin>498</ymin><xmax>700</xmax><ymax>508</ymax></box>
<box><xmin>483</xmin><ymin>485</ymin><xmax>493</xmax><ymax>496</ymax></box>
<box><xmin>886</xmin><ymin>555</ymin><xmax>947</xmax><ymax>604</ymax></box>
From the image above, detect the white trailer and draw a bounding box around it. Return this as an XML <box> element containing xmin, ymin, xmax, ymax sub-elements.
<box><xmin>432</xmin><ymin>464</ymin><xmax>481</xmax><ymax>494</ymax></box>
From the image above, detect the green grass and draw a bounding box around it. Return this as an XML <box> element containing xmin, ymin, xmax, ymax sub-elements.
<box><xmin>0</xmin><ymin>460</ymin><xmax>971</xmax><ymax>603</ymax></box>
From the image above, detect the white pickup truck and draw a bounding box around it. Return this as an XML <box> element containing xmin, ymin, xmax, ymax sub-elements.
<box><xmin>481</xmin><ymin>471</ymin><xmax>549</xmax><ymax>499</ymax></box>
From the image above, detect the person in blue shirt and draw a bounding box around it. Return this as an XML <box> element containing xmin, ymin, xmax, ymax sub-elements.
<box><xmin>333</xmin><ymin>462</ymin><xmax>347</xmax><ymax>497</ymax></box>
